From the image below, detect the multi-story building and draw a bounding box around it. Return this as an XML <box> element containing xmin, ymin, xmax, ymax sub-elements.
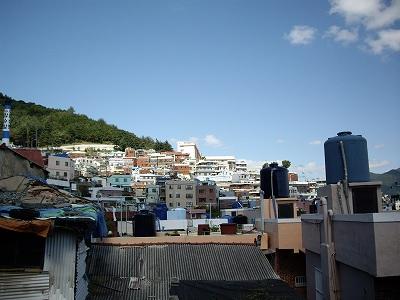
<box><xmin>107</xmin><ymin>174</ymin><xmax>132</xmax><ymax>192</ymax></box>
<box><xmin>47</xmin><ymin>153</ymin><xmax>75</xmax><ymax>181</ymax></box>
<box><xmin>235</xmin><ymin>160</ymin><xmax>248</xmax><ymax>172</ymax></box>
<box><xmin>177</xmin><ymin>141</ymin><xmax>201</xmax><ymax>161</ymax></box>
<box><xmin>146</xmin><ymin>185</ymin><xmax>160</xmax><ymax>204</ymax></box>
<box><xmin>196</xmin><ymin>180</ymin><xmax>218</xmax><ymax>207</ymax></box>
<box><xmin>166</xmin><ymin>180</ymin><xmax>197</xmax><ymax>209</ymax></box>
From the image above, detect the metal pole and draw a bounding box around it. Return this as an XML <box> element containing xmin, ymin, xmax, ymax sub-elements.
<box><xmin>120</xmin><ymin>200</ymin><xmax>123</xmax><ymax>236</ymax></box>
<box><xmin>271</xmin><ymin>169</ymin><xmax>278</xmax><ymax>218</ymax></box>
<box><xmin>260</xmin><ymin>190</ymin><xmax>265</xmax><ymax>232</ymax></box>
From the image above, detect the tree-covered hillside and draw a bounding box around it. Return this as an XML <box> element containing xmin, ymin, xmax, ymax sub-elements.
<box><xmin>370</xmin><ymin>168</ymin><xmax>400</xmax><ymax>196</ymax></box>
<box><xmin>0</xmin><ymin>93</ymin><xmax>172</xmax><ymax>151</ymax></box>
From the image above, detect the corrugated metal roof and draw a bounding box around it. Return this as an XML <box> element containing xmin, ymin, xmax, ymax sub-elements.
<box><xmin>0</xmin><ymin>272</ymin><xmax>49</xmax><ymax>300</ymax></box>
<box><xmin>87</xmin><ymin>244</ymin><xmax>279</xmax><ymax>300</ymax></box>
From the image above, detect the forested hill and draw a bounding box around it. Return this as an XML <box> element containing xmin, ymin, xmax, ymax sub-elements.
<box><xmin>0</xmin><ymin>93</ymin><xmax>172</xmax><ymax>151</ymax></box>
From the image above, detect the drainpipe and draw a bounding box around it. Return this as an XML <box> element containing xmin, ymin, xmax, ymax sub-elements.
<box><xmin>320</xmin><ymin>197</ymin><xmax>337</xmax><ymax>300</ymax></box>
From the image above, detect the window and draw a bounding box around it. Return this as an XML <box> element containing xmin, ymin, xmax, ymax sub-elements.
<box><xmin>176</xmin><ymin>194</ymin><xmax>180</xmax><ymax>198</ymax></box>
<box><xmin>199</xmin><ymin>197</ymin><xmax>206</xmax><ymax>203</ymax></box>
<box><xmin>63</xmin><ymin>172</ymin><xmax>68</xmax><ymax>178</ymax></box>
<box><xmin>199</xmin><ymin>189</ymin><xmax>205</xmax><ymax>194</ymax></box>
<box><xmin>123</xmin><ymin>178</ymin><xmax>128</xmax><ymax>182</ymax></box>
<box><xmin>169</xmin><ymin>202</ymin><xmax>173</xmax><ymax>207</ymax></box>
<box><xmin>186</xmin><ymin>185</ymin><xmax>193</xmax><ymax>190</ymax></box>
<box><xmin>186</xmin><ymin>202</ymin><xmax>192</xmax><ymax>207</ymax></box>
<box><xmin>115</xmin><ymin>178</ymin><xmax>120</xmax><ymax>183</ymax></box>
<box><xmin>56</xmin><ymin>161</ymin><xmax>60</xmax><ymax>166</ymax></box>
<box><xmin>152</xmin><ymin>188</ymin><xmax>157</xmax><ymax>193</ymax></box>
<box><xmin>177</xmin><ymin>202</ymin><xmax>181</xmax><ymax>206</ymax></box>
<box><xmin>209</xmin><ymin>189</ymin><xmax>213</xmax><ymax>193</ymax></box>
<box><xmin>65</xmin><ymin>162</ymin><xmax>69</xmax><ymax>167</ymax></box>
<box><xmin>56</xmin><ymin>171</ymin><xmax>59</xmax><ymax>176</ymax></box>
<box><xmin>169</xmin><ymin>185</ymin><xmax>173</xmax><ymax>189</ymax></box>
<box><xmin>231</xmin><ymin>211</ymin><xmax>237</xmax><ymax>217</ymax></box>
<box><xmin>177</xmin><ymin>185</ymin><xmax>181</xmax><ymax>189</ymax></box>
<box><xmin>186</xmin><ymin>194</ymin><xmax>193</xmax><ymax>199</ymax></box>
<box><xmin>295</xmin><ymin>276</ymin><xmax>306</xmax><ymax>287</ymax></box>
<box><xmin>278</xmin><ymin>203</ymin><xmax>294</xmax><ymax>218</ymax></box>
<box><xmin>169</xmin><ymin>194</ymin><xmax>173</xmax><ymax>198</ymax></box>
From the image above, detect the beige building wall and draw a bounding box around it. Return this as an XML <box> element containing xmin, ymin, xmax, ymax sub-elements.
<box><xmin>166</xmin><ymin>180</ymin><xmax>197</xmax><ymax>208</ymax></box>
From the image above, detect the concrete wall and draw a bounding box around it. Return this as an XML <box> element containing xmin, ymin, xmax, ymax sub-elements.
<box><xmin>265</xmin><ymin>219</ymin><xmax>303</xmax><ymax>251</ymax></box>
<box><xmin>305</xmin><ymin>250</ymin><xmax>376</xmax><ymax>300</ymax></box>
<box><xmin>47</xmin><ymin>155</ymin><xmax>74</xmax><ymax>180</ymax></box>
<box><xmin>0</xmin><ymin>150</ymin><xmax>46</xmax><ymax>179</ymax></box>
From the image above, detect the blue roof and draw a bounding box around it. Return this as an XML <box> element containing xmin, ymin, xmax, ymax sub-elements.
<box><xmin>52</xmin><ymin>153</ymin><xmax>70</xmax><ymax>158</ymax></box>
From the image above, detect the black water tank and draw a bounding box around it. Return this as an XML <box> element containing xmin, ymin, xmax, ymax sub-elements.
<box><xmin>132</xmin><ymin>211</ymin><xmax>156</xmax><ymax>237</ymax></box>
<box><xmin>260</xmin><ymin>162</ymin><xmax>289</xmax><ymax>198</ymax></box>
<box><xmin>232</xmin><ymin>214</ymin><xmax>248</xmax><ymax>225</ymax></box>
<box><xmin>324</xmin><ymin>131</ymin><xmax>370</xmax><ymax>184</ymax></box>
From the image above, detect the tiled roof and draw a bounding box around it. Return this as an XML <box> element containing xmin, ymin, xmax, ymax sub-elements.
<box><xmin>87</xmin><ymin>244</ymin><xmax>280</xmax><ymax>300</ymax></box>
<box><xmin>12</xmin><ymin>148</ymin><xmax>45</xmax><ymax>167</ymax></box>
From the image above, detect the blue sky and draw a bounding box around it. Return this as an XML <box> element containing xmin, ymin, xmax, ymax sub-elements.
<box><xmin>1</xmin><ymin>0</ymin><xmax>399</xmax><ymax>179</ymax></box>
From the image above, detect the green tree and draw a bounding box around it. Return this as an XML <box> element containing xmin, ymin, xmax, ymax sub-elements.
<box><xmin>282</xmin><ymin>160</ymin><xmax>291</xmax><ymax>169</ymax></box>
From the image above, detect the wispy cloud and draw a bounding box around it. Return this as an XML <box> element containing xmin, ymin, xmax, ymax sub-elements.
<box><xmin>369</xmin><ymin>159</ymin><xmax>390</xmax><ymax>169</ymax></box>
<box><xmin>276</xmin><ymin>139</ymin><xmax>285</xmax><ymax>144</ymax></box>
<box><xmin>328</xmin><ymin>0</ymin><xmax>400</xmax><ymax>54</ymax></box>
<box><xmin>366</xmin><ymin>29</ymin><xmax>400</xmax><ymax>54</ymax></box>
<box><xmin>204</xmin><ymin>134</ymin><xmax>222</xmax><ymax>147</ymax></box>
<box><xmin>309</xmin><ymin>140</ymin><xmax>322</xmax><ymax>145</ymax></box>
<box><xmin>189</xmin><ymin>136</ymin><xmax>199</xmax><ymax>143</ymax></box>
<box><xmin>284</xmin><ymin>25</ymin><xmax>317</xmax><ymax>45</ymax></box>
<box><xmin>290</xmin><ymin>161</ymin><xmax>326</xmax><ymax>179</ymax></box>
<box><xmin>329</xmin><ymin>0</ymin><xmax>400</xmax><ymax>30</ymax></box>
<box><xmin>324</xmin><ymin>25</ymin><xmax>359</xmax><ymax>44</ymax></box>
<box><xmin>374</xmin><ymin>143</ymin><xmax>385</xmax><ymax>149</ymax></box>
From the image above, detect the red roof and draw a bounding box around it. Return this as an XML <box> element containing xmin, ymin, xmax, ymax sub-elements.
<box><xmin>12</xmin><ymin>148</ymin><xmax>45</xmax><ymax>168</ymax></box>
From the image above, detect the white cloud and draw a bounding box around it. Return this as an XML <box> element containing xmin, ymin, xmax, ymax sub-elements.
<box><xmin>284</xmin><ymin>25</ymin><xmax>317</xmax><ymax>45</ymax></box>
<box><xmin>290</xmin><ymin>162</ymin><xmax>326</xmax><ymax>180</ymax></box>
<box><xmin>276</xmin><ymin>139</ymin><xmax>285</xmax><ymax>144</ymax></box>
<box><xmin>309</xmin><ymin>140</ymin><xmax>322</xmax><ymax>145</ymax></box>
<box><xmin>366</xmin><ymin>29</ymin><xmax>400</xmax><ymax>53</ymax></box>
<box><xmin>329</xmin><ymin>0</ymin><xmax>400</xmax><ymax>30</ymax></box>
<box><xmin>374</xmin><ymin>144</ymin><xmax>385</xmax><ymax>149</ymax></box>
<box><xmin>369</xmin><ymin>159</ymin><xmax>390</xmax><ymax>169</ymax></box>
<box><xmin>204</xmin><ymin>134</ymin><xmax>222</xmax><ymax>147</ymax></box>
<box><xmin>189</xmin><ymin>136</ymin><xmax>199</xmax><ymax>143</ymax></box>
<box><xmin>324</xmin><ymin>25</ymin><xmax>359</xmax><ymax>43</ymax></box>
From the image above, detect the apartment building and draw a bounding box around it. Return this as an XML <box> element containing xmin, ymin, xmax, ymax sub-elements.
<box><xmin>166</xmin><ymin>180</ymin><xmax>197</xmax><ymax>208</ymax></box>
<box><xmin>176</xmin><ymin>141</ymin><xmax>201</xmax><ymax>161</ymax></box>
<box><xmin>47</xmin><ymin>153</ymin><xmax>75</xmax><ymax>181</ymax></box>
<box><xmin>196</xmin><ymin>180</ymin><xmax>218</xmax><ymax>207</ymax></box>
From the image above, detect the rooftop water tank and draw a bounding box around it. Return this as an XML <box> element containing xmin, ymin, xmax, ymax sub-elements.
<box><xmin>324</xmin><ymin>131</ymin><xmax>370</xmax><ymax>184</ymax></box>
<box><xmin>132</xmin><ymin>211</ymin><xmax>156</xmax><ymax>237</ymax></box>
<box><xmin>260</xmin><ymin>162</ymin><xmax>289</xmax><ymax>198</ymax></box>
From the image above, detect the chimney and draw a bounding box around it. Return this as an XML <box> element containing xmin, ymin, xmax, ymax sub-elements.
<box><xmin>2</xmin><ymin>99</ymin><xmax>11</xmax><ymax>146</ymax></box>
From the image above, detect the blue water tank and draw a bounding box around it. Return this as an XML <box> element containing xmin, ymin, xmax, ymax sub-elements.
<box><xmin>260</xmin><ymin>162</ymin><xmax>289</xmax><ymax>198</ymax></box>
<box><xmin>324</xmin><ymin>131</ymin><xmax>370</xmax><ymax>184</ymax></box>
